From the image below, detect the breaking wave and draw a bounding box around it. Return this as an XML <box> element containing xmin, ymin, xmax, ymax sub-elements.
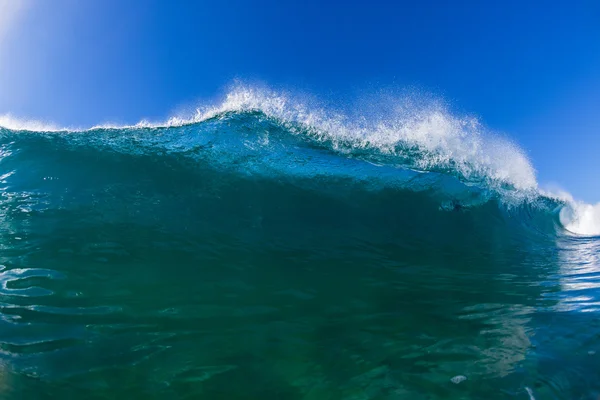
<box><xmin>0</xmin><ymin>84</ymin><xmax>598</xmax><ymax>236</ymax></box>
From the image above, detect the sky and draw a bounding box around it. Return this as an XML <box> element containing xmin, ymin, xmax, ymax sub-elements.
<box><xmin>0</xmin><ymin>0</ymin><xmax>599</xmax><ymax>201</ymax></box>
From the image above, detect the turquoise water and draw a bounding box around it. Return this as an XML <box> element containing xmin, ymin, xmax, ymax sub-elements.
<box><xmin>1</xmin><ymin>91</ymin><xmax>600</xmax><ymax>399</ymax></box>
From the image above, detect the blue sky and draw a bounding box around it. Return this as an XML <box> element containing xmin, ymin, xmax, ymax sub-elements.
<box><xmin>1</xmin><ymin>0</ymin><xmax>599</xmax><ymax>201</ymax></box>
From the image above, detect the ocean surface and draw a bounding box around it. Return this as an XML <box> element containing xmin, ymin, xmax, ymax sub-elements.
<box><xmin>1</xmin><ymin>87</ymin><xmax>600</xmax><ymax>399</ymax></box>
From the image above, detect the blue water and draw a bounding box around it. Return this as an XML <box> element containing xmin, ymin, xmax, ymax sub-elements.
<box><xmin>0</xmin><ymin>87</ymin><xmax>599</xmax><ymax>399</ymax></box>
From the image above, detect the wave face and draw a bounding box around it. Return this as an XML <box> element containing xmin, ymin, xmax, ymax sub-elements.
<box><xmin>1</xmin><ymin>86</ymin><xmax>600</xmax><ymax>398</ymax></box>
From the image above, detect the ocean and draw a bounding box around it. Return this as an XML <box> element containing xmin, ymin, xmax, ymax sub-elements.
<box><xmin>0</xmin><ymin>86</ymin><xmax>599</xmax><ymax>399</ymax></box>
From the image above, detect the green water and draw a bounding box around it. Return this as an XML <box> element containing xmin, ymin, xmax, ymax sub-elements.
<box><xmin>1</xmin><ymin>116</ymin><xmax>599</xmax><ymax>399</ymax></box>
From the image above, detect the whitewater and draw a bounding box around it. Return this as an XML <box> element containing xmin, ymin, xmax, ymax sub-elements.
<box><xmin>1</xmin><ymin>84</ymin><xmax>600</xmax><ymax>399</ymax></box>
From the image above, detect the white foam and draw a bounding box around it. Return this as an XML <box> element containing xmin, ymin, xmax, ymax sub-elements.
<box><xmin>450</xmin><ymin>375</ymin><xmax>467</xmax><ymax>384</ymax></box>
<box><xmin>0</xmin><ymin>114</ymin><xmax>64</xmax><ymax>132</ymax></box>
<box><xmin>559</xmin><ymin>201</ymin><xmax>600</xmax><ymax>236</ymax></box>
<box><xmin>541</xmin><ymin>186</ymin><xmax>600</xmax><ymax>236</ymax></box>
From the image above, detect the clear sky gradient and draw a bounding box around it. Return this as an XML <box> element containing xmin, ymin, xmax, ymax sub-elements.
<box><xmin>1</xmin><ymin>0</ymin><xmax>599</xmax><ymax>201</ymax></box>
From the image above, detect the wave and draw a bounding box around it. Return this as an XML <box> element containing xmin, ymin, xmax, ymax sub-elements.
<box><xmin>0</xmin><ymin>84</ymin><xmax>598</xmax><ymax>236</ymax></box>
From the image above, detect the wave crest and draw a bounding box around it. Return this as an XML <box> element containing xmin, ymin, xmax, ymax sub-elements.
<box><xmin>195</xmin><ymin>85</ymin><xmax>538</xmax><ymax>193</ymax></box>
